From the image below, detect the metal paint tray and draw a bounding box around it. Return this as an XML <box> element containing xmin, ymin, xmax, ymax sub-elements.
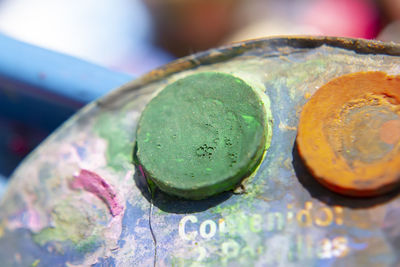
<box><xmin>1</xmin><ymin>37</ymin><xmax>400</xmax><ymax>266</ymax></box>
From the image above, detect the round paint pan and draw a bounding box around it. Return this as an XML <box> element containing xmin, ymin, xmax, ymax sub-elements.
<box><xmin>135</xmin><ymin>72</ymin><xmax>269</xmax><ymax>200</ymax></box>
<box><xmin>297</xmin><ymin>71</ymin><xmax>400</xmax><ymax>197</ymax></box>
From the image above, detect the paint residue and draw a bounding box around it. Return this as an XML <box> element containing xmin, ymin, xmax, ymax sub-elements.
<box><xmin>31</xmin><ymin>259</ymin><xmax>40</xmax><ymax>267</ymax></box>
<box><xmin>32</xmin><ymin>199</ymin><xmax>102</xmax><ymax>253</ymax></box>
<box><xmin>71</xmin><ymin>169</ymin><xmax>123</xmax><ymax>216</ymax></box>
<box><xmin>380</xmin><ymin>119</ymin><xmax>400</xmax><ymax>145</ymax></box>
<box><xmin>94</xmin><ymin>113</ymin><xmax>133</xmax><ymax>172</ymax></box>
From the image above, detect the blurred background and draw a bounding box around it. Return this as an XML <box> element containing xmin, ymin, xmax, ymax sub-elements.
<box><xmin>0</xmin><ymin>0</ymin><xmax>399</xmax><ymax>186</ymax></box>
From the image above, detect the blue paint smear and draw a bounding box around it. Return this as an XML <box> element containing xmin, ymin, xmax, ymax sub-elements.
<box><xmin>92</xmin><ymin>256</ymin><xmax>116</xmax><ymax>267</ymax></box>
<box><xmin>0</xmin><ymin>229</ymin><xmax>92</xmax><ymax>267</ymax></box>
<box><xmin>117</xmin><ymin>201</ymin><xmax>146</xmax><ymax>248</ymax></box>
<box><xmin>74</xmin><ymin>144</ymin><xmax>87</xmax><ymax>160</ymax></box>
<box><xmin>116</xmin><ymin>201</ymin><xmax>156</xmax><ymax>265</ymax></box>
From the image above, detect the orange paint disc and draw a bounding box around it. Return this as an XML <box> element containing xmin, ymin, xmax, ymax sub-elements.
<box><xmin>297</xmin><ymin>71</ymin><xmax>400</xmax><ymax>197</ymax></box>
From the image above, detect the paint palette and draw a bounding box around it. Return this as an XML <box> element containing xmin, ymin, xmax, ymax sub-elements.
<box><xmin>1</xmin><ymin>37</ymin><xmax>400</xmax><ymax>266</ymax></box>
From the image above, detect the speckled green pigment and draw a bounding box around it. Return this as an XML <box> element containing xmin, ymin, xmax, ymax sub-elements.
<box><xmin>32</xmin><ymin>200</ymin><xmax>102</xmax><ymax>252</ymax></box>
<box><xmin>95</xmin><ymin>113</ymin><xmax>133</xmax><ymax>172</ymax></box>
<box><xmin>135</xmin><ymin>72</ymin><xmax>268</xmax><ymax>199</ymax></box>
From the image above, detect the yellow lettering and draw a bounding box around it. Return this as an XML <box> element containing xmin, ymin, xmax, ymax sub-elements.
<box><xmin>267</xmin><ymin>212</ymin><xmax>284</xmax><ymax>231</ymax></box>
<box><xmin>297</xmin><ymin>202</ymin><xmax>312</xmax><ymax>227</ymax></box>
<box><xmin>221</xmin><ymin>240</ymin><xmax>240</xmax><ymax>265</ymax></box>
<box><xmin>334</xmin><ymin>206</ymin><xmax>344</xmax><ymax>225</ymax></box>
<box><xmin>332</xmin><ymin>237</ymin><xmax>349</xmax><ymax>258</ymax></box>
<box><xmin>315</xmin><ymin>207</ymin><xmax>333</xmax><ymax>227</ymax></box>
<box><xmin>249</xmin><ymin>214</ymin><xmax>262</xmax><ymax>233</ymax></box>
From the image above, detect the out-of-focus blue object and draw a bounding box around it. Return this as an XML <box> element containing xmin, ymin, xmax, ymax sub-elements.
<box><xmin>0</xmin><ymin>33</ymin><xmax>134</xmax><ymax>129</ymax></box>
<box><xmin>0</xmin><ymin>174</ymin><xmax>6</xmax><ymax>196</ymax></box>
<box><xmin>0</xmin><ymin>33</ymin><xmax>135</xmax><ymax>177</ymax></box>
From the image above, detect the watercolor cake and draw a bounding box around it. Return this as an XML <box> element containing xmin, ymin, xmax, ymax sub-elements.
<box><xmin>297</xmin><ymin>71</ymin><xmax>400</xmax><ymax>197</ymax></box>
<box><xmin>135</xmin><ymin>72</ymin><xmax>270</xmax><ymax>199</ymax></box>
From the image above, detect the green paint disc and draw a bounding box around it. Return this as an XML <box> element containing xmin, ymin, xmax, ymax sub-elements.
<box><xmin>135</xmin><ymin>72</ymin><xmax>268</xmax><ymax>199</ymax></box>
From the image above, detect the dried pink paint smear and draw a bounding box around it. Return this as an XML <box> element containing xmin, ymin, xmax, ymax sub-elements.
<box><xmin>71</xmin><ymin>169</ymin><xmax>123</xmax><ymax>216</ymax></box>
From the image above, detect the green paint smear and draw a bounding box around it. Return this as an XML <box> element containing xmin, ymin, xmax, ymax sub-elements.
<box><xmin>31</xmin><ymin>259</ymin><xmax>40</xmax><ymax>267</ymax></box>
<box><xmin>95</xmin><ymin>113</ymin><xmax>133</xmax><ymax>172</ymax></box>
<box><xmin>33</xmin><ymin>201</ymin><xmax>101</xmax><ymax>252</ymax></box>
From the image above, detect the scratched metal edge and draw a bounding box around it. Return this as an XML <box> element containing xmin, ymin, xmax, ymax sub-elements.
<box><xmin>97</xmin><ymin>36</ymin><xmax>400</xmax><ymax>107</ymax></box>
